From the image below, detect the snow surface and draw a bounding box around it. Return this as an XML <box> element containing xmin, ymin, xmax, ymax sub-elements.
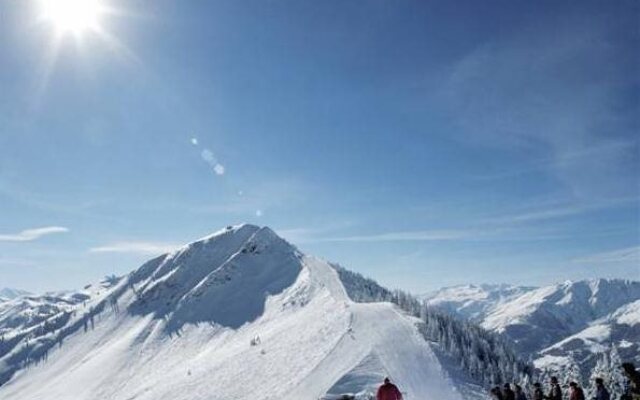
<box><xmin>614</xmin><ymin>299</ymin><xmax>640</xmax><ymax>326</ymax></box>
<box><xmin>0</xmin><ymin>224</ymin><xmax>485</xmax><ymax>400</ymax></box>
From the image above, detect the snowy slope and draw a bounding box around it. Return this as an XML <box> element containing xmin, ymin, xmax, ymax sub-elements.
<box><xmin>0</xmin><ymin>225</ymin><xmax>485</xmax><ymax>400</ymax></box>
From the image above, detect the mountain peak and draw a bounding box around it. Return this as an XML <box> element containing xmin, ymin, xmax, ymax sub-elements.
<box><xmin>188</xmin><ymin>223</ymin><xmax>260</xmax><ymax>247</ymax></box>
<box><xmin>128</xmin><ymin>223</ymin><xmax>302</xmax><ymax>330</ymax></box>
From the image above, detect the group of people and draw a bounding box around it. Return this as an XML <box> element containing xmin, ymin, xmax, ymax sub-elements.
<box><xmin>490</xmin><ymin>362</ymin><xmax>640</xmax><ymax>400</ymax></box>
<box><xmin>490</xmin><ymin>382</ymin><xmax>529</xmax><ymax>400</ymax></box>
<box><xmin>490</xmin><ymin>377</ymin><xmax>606</xmax><ymax>400</ymax></box>
<box><xmin>372</xmin><ymin>362</ymin><xmax>640</xmax><ymax>400</ymax></box>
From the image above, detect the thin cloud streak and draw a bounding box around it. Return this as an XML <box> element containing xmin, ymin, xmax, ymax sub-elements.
<box><xmin>298</xmin><ymin>229</ymin><xmax>573</xmax><ymax>244</ymax></box>
<box><xmin>0</xmin><ymin>226</ymin><xmax>69</xmax><ymax>242</ymax></box>
<box><xmin>0</xmin><ymin>258</ymin><xmax>38</xmax><ymax>267</ymax></box>
<box><xmin>488</xmin><ymin>196</ymin><xmax>639</xmax><ymax>225</ymax></box>
<box><xmin>280</xmin><ymin>223</ymin><xmax>629</xmax><ymax>245</ymax></box>
<box><xmin>89</xmin><ymin>241</ymin><xmax>180</xmax><ymax>255</ymax></box>
<box><xmin>471</xmin><ymin>140</ymin><xmax>639</xmax><ymax>182</ymax></box>
<box><xmin>572</xmin><ymin>246</ymin><xmax>640</xmax><ymax>265</ymax></box>
<box><xmin>316</xmin><ymin>230</ymin><xmax>470</xmax><ymax>243</ymax></box>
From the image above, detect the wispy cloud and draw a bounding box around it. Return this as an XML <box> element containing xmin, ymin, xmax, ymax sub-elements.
<box><xmin>489</xmin><ymin>196</ymin><xmax>638</xmax><ymax>225</ymax></box>
<box><xmin>315</xmin><ymin>230</ymin><xmax>470</xmax><ymax>243</ymax></box>
<box><xmin>0</xmin><ymin>226</ymin><xmax>69</xmax><ymax>242</ymax></box>
<box><xmin>442</xmin><ymin>19</ymin><xmax>639</xmax><ymax>199</ymax></box>
<box><xmin>0</xmin><ymin>179</ymin><xmax>125</xmax><ymax>223</ymax></box>
<box><xmin>279</xmin><ymin>221</ymin><xmax>626</xmax><ymax>245</ymax></box>
<box><xmin>277</xmin><ymin>221</ymin><xmax>357</xmax><ymax>244</ymax></box>
<box><xmin>89</xmin><ymin>241</ymin><xmax>180</xmax><ymax>255</ymax></box>
<box><xmin>0</xmin><ymin>258</ymin><xmax>38</xmax><ymax>268</ymax></box>
<box><xmin>471</xmin><ymin>140</ymin><xmax>638</xmax><ymax>182</ymax></box>
<box><xmin>572</xmin><ymin>246</ymin><xmax>640</xmax><ymax>265</ymax></box>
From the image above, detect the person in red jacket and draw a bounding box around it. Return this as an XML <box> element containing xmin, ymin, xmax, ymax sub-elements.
<box><xmin>568</xmin><ymin>381</ymin><xmax>585</xmax><ymax>400</ymax></box>
<box><xmin>377</xmin><ymin>377</ymin><xmax>403</xmax><ymax>400</ymax></box>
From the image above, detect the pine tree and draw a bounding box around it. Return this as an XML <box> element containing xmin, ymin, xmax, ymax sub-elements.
<box><xmin>589</xmin><ymin>353</ymin><xmax>610</xmax><ymax>398</ymax></box>
<box><xmin>608</xmin><ymin>345</ymin><xmax>626</xmax><ymax>399</ymax></box>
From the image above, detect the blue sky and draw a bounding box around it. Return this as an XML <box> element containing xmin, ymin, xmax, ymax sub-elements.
<box><xmin>0</xmin><ymin>0</ymin><xmax>638</xmax><ymax>293</ymax></box>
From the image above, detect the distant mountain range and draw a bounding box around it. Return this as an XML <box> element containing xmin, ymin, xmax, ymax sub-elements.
<box><xmin>0</xmin><ymin>288</ymin><xmax>31</xmax><ymax>301</ymax></box>
<box><xmin>424</xmin><ymin>280</ymin><xmax>640</xmax><ymax>374</ymax></box>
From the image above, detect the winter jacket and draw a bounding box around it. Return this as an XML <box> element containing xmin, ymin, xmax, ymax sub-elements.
<box><xmin>569</xmin><ymin>387</ymin><xmax>585</xmax><ymax>400</ymax></box>
<box><xmin>491</xmin><ymin>389</ymin><xmax>504</xmax><ymax>400</ymax></box>
<box><xmin>377</xmin><ymin>383</ymin><xmax>403</xmax><ymax>400</ymax></box>
<box><xmin>594</xmin><ymin>387</ymin><xmax>610</xmax><ymax>400</ymax></box>
<box><xmin>533</xmin><ymin>388</ymin><xmax>544</xmax><ymax>400</ymax></box>
<box><xmin>627</xmin><ymin>372</ymin><xmax>640</xmax><ymax>400</ymax></box>
<box><xmin>516</xmin><ymin>391</ymin><xmax>528</xmax><ymax>400</ymax></box>
<box><xmin>547</xmin><ymin>384</ymin><xmax>562</xmax><ymax>400</ymax></box>
<box><xmin>503</xmin><ymin>388</ymin><xmax>516</xmax><ymax>400</ymax></box>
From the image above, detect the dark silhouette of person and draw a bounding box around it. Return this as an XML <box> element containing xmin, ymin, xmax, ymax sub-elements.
<box><xmin>533</xmin><ymin>382</ymin><xmax>544</xmax><ymax>400</ymax></box>
<box><xmin>622</xmin><ymin>363</ymin><xmax>640</xmax><ymax>400</ymax></box>
<box><xmin>545</xmin><ymin>376</ymin><xmax>562</xmax><ymax>400</ymax></box>
<box><xmin>491</xmin><ymin>386</ymin><xmax>505</xmax><ymax>400</ymax></box>
<box><xmin>503</xmin><ymin>383</ymin><xmax>516</xmax><ymax>400</ymax></box>
<box><xmin>593</xmin><ymin>377</ymin><xmax>610</xmax><ymax>400</ymax></box>
<box><xmin>515</xmin><ymin>384</ymin><xmax>528</xmax><ymax>400</ymax></box>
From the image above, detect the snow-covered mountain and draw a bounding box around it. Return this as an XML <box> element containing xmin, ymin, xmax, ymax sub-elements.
<box><xmin>424</xmin><ymin>284</ymin><xmax>537</xmax><ymax>322</ymax></box>
<box><xmin>425</xmin><ymin>279</ymin><xmax>640</xmax><ymax>377</ymax></box>
<box><xmin>0</xmin><ymin>224</ymin><xmax>498</xmax><ymax>400</ymax></box>
<box><xmin>536</xmin><ymin>298</ymin><xmax>640</xmax><ymax>373</ymax></box>
<box><xmin>0</xmin><ymin>290</ymin><xmax>90</xmax><ymax>337</ymax></box>
<box><xmin>0</xmin><ymin>288</ymin><xmax>31</xmax><ymax>301</ymax></box>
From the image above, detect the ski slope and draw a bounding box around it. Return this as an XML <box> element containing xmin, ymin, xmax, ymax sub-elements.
<box><xmin>0</xmin><ymin>225</ymin><xmax>485</xmax><ymax>400</ymax></box>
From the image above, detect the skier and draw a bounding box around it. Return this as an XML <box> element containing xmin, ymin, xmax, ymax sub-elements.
<box><xmin>503</xmin><ymin>383</ymin><xmax>516</xmax><ymax>400</ymax></box>
<box><xmin>514</xmin><ymin>384</ymin><xmax>528</xmax><ymax>400</ymax></box>
<box><xmin>376</xmin><ymin>377</ymin><xmax>403</xmax><ymax>400</ymax></box>
<box><xmin>622</xmin><ymin>363</ymin><xmax>640</xmax><ymax>400</ymax></box>
<box><xmin>592</xmin><ymin>378</ymin><xmax>610</xmax><ymax>400</ymax></box>
<box><xmin>568</xmin><ymin>382</ymin><xmax>585</xmax><ymax>400</ymax></box>
<box><xmin>545</xmin><ymin>376</ymin><xmax>563</xmax><ymax>400</ymax></box>
<box><xmin>533</xmin><ymin>382</ymin><xmax>544</xmax><ymax>400</ymax></box>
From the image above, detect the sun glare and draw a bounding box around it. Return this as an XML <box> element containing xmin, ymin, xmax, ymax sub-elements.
<box><xmin>41</xmin><ymin>0</ymin><xmax>104</xmax><ymax>35</ymax></box>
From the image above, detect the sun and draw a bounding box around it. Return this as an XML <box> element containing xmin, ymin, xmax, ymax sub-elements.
<box><xmin>40</xmin><ymin>0</ymin><xmax>105</xmax><ymax>35</ymax></box>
